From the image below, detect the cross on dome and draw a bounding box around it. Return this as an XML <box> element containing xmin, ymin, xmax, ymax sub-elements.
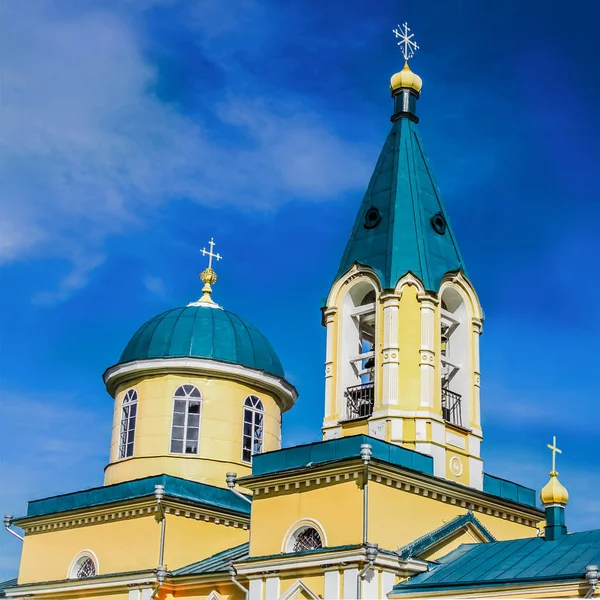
<box><xmin>189</xmin><ymin>237</ymin><xmax>223</xmax><ymax>308</ymax></box>
<box><xmin>393</xmin><ymin>22</ymin><xmax>419</xmax><ymax>62</ymax></box>
<box><xmin>547</xmin><ymin>435</ymin><xmax>562</xmax><ymax>474</ymax></box>
<box><xmin>201</xmin><ymin>237</ymin><xmax>222</xmax><ymax>270</ymax></box>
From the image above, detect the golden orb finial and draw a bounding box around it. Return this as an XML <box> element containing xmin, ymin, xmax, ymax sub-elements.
<box><xmin>540</xmin><ymin>436</ymin><xmax>569</xmax><ymax>506</ymax></box>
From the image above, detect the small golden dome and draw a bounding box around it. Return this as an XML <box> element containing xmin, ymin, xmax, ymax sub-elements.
<box><xmin>540</xmin><ymin>471</ymin><xmax>569</xmax><ymax>505</ymax></box>
<box><xmin>390</xmin><ymin>62</ymin><xmax>423</xmax><ymax>93</ymax></box>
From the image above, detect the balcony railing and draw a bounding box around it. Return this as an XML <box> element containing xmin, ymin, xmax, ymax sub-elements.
<box><xmin>442</xmin><ymin>388</ymin><xmax>463</xmax><ymax>427</ymax></box>
<box><xmin>344</xmin><ymin>382</ymin><xmax>375</xmax><ymax>420</ymax></box>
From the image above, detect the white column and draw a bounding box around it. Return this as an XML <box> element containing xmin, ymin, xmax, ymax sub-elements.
<box><xmin>324</xmin><ymin>309</ymin><xmax>337</xmax><ymax>419</ymax></box>
<box><xmin>418</xmin><ymin>295</ymin><xmax>438</xmax><ymax>408</ymax></box>
<box><xmin>381</xmin><ymin>294</ymin><xmax>400</xmax><ymax>406</ymax></box>
<box><xmin>324</xmin><ymin>569</ymin><xmax>341</xmax><ymax>600</ymax></box>
<box><xmin>249</xmin><ymin>578</ymin><xmax>264</xmax><ymax>600</ymax></box>
<box><xmin>471</xmin><ymin>318</ymin><xmax>482</xmax><ymax>428</ymax></box>
<box><xmin>265</xmin><ymin>576</ymin><xmax>280</xmax><ymax>600</ymax></box>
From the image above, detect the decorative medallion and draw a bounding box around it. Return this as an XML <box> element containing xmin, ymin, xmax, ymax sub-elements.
<box><xmin>450</xmin><ymin>456</ymin><xmax>463</xmax><ymax>476</ymax></box>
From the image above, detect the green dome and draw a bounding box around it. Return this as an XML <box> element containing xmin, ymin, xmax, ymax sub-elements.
<box><xmin>119</xmin><ymin>306</ymin><xmax>285</xmax><ymax>378</ymax></box>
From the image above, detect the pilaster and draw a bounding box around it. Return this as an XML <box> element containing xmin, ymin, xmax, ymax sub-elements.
<box><xmin>323</xmin><ymin>308</ymin><xmax>337</xmax><ymax>423</ymax></box>
<box><xmin>471</xmin><ymin>318</ymin><xmax>482</xmax><ymax>429</ymax></box>
<box><xmin>417</xmin><ymin>294</ymin><xmax>438</xmax><ymax>409</ymax></box>
<box><xmin>381</xmin><ymin>293</ymin><xmax>400</xmax><ymax>407</ymax></box>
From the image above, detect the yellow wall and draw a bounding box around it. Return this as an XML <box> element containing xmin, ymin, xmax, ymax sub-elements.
<box><xmin>249</xmin><ymin>480</ymin><xmax>362</xmax><ymax>556</ymax></box>
<box><xmin>368</xmin><ymin>481</ymin><xmax>537</xmax><ymax>552</ymax></box>
<box><xmin>18</xmin><ymin>512</ymin><xmax>248</xmax><ymax>585</ymax></box>
<box><xmin>105</xmin><ymin>373</ymin><xmax>282</xmax><ymax>488</ymax></box>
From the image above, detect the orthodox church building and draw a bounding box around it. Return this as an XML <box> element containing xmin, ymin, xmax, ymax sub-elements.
<box><xmin>2</xmin><ymin>33</ymin><xmax>599</xmax><ymax>600</ymax></box>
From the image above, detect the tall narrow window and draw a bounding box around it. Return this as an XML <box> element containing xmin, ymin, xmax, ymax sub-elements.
<box><xmin>118</xmin><ymin>389</ymin><xmax>138</xmax><ymax>459</ymax></box>
<box><xmin>242</xmin><ymin>395</ymin><xmax>264</xmax><ymax>463</ymax></box>
<box><xmin>170</xmin><ymin>385</ymin><xmax>202</xmax><ymax>454</ymax></box>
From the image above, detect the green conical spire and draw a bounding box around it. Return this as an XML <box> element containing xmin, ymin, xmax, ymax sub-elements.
<box><xmin>335</xmin><ymin>73</ymin><xmax>466</xmax><ymax>292</ymax></box>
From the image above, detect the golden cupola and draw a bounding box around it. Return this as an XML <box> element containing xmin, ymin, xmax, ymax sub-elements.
<box><xmin>540</xmin><ymin>471</ymin><xmax>569</xmax><ymax>506</ymax></box>
<box><xmin>390</xmin><ymin>62</ymin><xmax>423</xmax><ymax>93</ymax></box>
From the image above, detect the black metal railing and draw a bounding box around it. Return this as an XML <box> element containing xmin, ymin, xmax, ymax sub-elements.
<box><xmin>442</xmin><ymin>388</ymin><xmax>463</xmax><ymax>427</ymax></box>
<box><xmin>345</xmin><ymin>382</ymin><xmax>375</xmax><ymax>419</ymax></box>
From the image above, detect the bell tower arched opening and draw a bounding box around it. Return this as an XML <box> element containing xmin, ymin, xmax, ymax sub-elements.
<box><xmin>340</xmin><ymin>282</ymin><xmax>377</xmax><ymax>420</ymax></box>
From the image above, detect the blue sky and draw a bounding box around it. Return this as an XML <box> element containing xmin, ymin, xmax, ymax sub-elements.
<box><xmin>1</xmin><ymin>0</ymin><xmax>599</xmax><ymax>579</ymax></box>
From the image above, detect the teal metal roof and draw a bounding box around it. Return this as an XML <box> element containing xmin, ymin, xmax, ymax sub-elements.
<box><xmin>392</xmin><ymin>529</ymin><xmax>600</xmax><ymax>594</ymax></box>
<box><xmin>483</xmin><ymin>473</ymin><xmax>536</xmax><ymax>507</ymax></box>
<box><xmin>248</xmin><ymin>435</ymin><xmax>537</xmax><ymax>509</ymax></box>
<box><xmin>251</xmin><ymin>434</ymin><xmax>434</xmax><ymax>478</ymax></box>
<box><xmin>173</xmin><ymin>543</ymin><xmax>249</xmax><ymax>576</ymax></box>
<box><xmin>24</xmin><ymin>475</ymin><xmax>251</xmax><ymax>519</ymax></box>
<box><xmin>0</xmin><ymin>579</ymin><xmax>17</xmax><ymax>597</ymax></box>
<box><xmin>335</xmin><ymin>115</ymin><xmax>466</xmax><ymax>292</ymax></box>
<box><xmin>397</xmin><ymin>512</ymin><xmax>496</xmax><ymax>560</ymax></box>
<box><xmin>117</xmin><ymin>306</ymin><xmax>285</xmax><ymax>378</ymax></box>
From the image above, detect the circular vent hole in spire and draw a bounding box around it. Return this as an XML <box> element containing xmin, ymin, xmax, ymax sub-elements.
<box><xmin>431</xmin><ymin>212</ymin><xmax>447</xmax><ymax>235</ymax></box>
<box><xmin>364</xmin><ymin>207</ymin><xmax>381</xmax><ymax>229</ymax></box>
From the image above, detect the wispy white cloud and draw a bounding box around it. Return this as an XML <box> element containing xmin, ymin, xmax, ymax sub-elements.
<box><xmin>1</xmin><ymin>0</ymin><xmax>371</xmax><ymax>302</ymax></box>
<box><xmin>144</xmin><ymin>274</ymin><xmax>166</xmax><ymax>298</ymax></box>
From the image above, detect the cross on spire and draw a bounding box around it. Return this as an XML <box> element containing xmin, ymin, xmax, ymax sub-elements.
<box><xmin>547</xmin><ymin>435</ymin><xmax>562</xmax><ymax>474</ymax></box>
<box><xmin>393</xmin><ymin>22</ymin><xmax>419</xmax><ymax>62</ymax></box>
<box><xmin>201</xmin><ymin>238</ymin><xmax>222</xmax><ymax>270</ymax></box>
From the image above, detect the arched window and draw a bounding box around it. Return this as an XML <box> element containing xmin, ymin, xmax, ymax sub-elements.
<box><xmin>170</xmin><ymin>385</ymin><xmax>202</xmax><ymax>454</ymax></box>
<box><xmin>341</xmin><ymin>282</ymin><xmax>377</xmax><ymax>419</ymax></box>
<box><xmin>118</xmin><ymin>389</ymin><xmax>138</xmax><ymax>459</ymax></box>
<box><xmin>440</xmin><ymin>288</ymin><xmax>468</xmax><ymax>427</ymax></box>
<box><xmin>290</xmin><ymin>526</ymin><xmax>323</xmax><ymax>552</ymax></box>
<box><xmin>68</xmin><ymin>551</ymin><xmax>98</xmax><ymax>578</ymax></box>
<box><xmin>242</xmin><ymin>395</ymin><xmax>264</xmax><ymax>463</ymax></box>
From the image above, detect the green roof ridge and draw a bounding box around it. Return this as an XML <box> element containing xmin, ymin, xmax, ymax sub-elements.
<box><xmin>334</xmin><ymin>115</ymin><xmax>466</xmax><ymax>292</ymax></box>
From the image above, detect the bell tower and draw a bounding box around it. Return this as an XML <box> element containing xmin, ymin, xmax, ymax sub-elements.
<box><xmin>322</xmin><ymin>28</ymin><xmax>484</xmax><ymax>489</ymax></box>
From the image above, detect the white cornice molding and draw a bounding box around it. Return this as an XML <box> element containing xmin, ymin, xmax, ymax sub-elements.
<box><xmin>15</xmin><ymin>497</ymin><xmax>250</xmax><ymax>533</ymax></box>
<box><xmin>4</xmin><ymin>573</ymin><xmax>157</xmax><ymax>597</ymax></box>
<box><xmin>103</xmin><ymin>357</ymin><xmax>297</xmax><ymax>412</ymax></box>
<box><xmin>233</xmin><ymin>546</ymin><xmax>428</xmax><ymax>577</ymax></box>
<box><xmin>326</xmin><ymin>264</ymin><xmax>382</xmax><ymax>308</ymax></box>
<box><xmin>243</xmin><ymin>460</ymin><xmax>543</xmax><ymax>525</ymax></box>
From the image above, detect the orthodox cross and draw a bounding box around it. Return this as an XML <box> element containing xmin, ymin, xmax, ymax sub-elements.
<box><xmin>201</xmin><ymin>238</ymin><xmax>222</xmax><ymax>270</ymax></box>
<box><xmin>547</xmin><ymin>435</ymin><xmax>562</xmax><ymax>473</ymax></box>
<box><xmin>393</xmin><ymin>22</ymin><xmax>419</xmax><ymax>61</ymax></box>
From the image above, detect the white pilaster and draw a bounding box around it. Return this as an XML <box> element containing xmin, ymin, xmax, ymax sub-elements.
<box><xmin>471</xmin><ymin>318</ymin><xmax>482</xmax><ymax>428</ymax></box>
<box><xmin>343</xmin><ymin>568</ymin><xmax>359</xmax><ymax>599</ymax></box>
<box><xmin>265</xmin><ymin>576</ymin><xmax>280</xmax><ymax>600</ymax></box>
<box><xmin>324</xmin><ymin>309</ymin><xmax>337</xmax><ymax>420</ymax></box>
<box><xmin>418</xmin><ymin>295</ymin><xmax>438</xmax><ymax>408</ymax></box>
<box><xmin>361</xmin><ymin>568</ymin><xmax>378</xmax><ymax>599</ymax></box>
<box><xmin>381</xmin><ymin>295</ymin><xmax>400</xmax><ymax>406</ymax></box>
<box><xmin>324</xmin><ymin>569</ymin><xmax>340</xmax><ymax>600</ymax></box>
<box><xmin>249</xmin><ymin>578</ymin><xmax>264</xmax><ymax>600</ymax></box>
<box><xmin>140</xmin><ymin>590</ymin><xmax>153</xmax><ymax>600</ymax></box>
<box><xmin>381</xmin><ymin>571</ymin><xmax>396</xmax><ymax>597</ymax></box>
<box><xmin>469</xmin><ymin>456</ymin><xmax>484</xmax><ymax>490</ymax></box>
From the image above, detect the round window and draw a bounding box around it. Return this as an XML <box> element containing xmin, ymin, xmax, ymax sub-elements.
<box><xmin>364</xmin><ymin>207</ymin><xmax>381</xmax><ymax>229</ymax></box>
<box><xmin>430</xmin><ymin>212</ymin><xmax>447</xmax><ymax>235</ymax></box>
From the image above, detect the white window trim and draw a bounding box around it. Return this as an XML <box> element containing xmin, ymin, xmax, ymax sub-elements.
<box><xmin>168</xmin><ymin>384</ymin><xmax>202</xmax><ymax>456</ymax></box>
<box><xmin>241</xmin><ymin>395</ymin><xmax>264</xmax><ymax>464</ymax></box>
<box><xmin>67</xmin><ymin>549</ymin><xmax>99</xmax><ymax>579</ymax></box>
<box><xmin>282</xmin><ymin>518</ymin><xmax>328</xmax><ymax>553</ymax></box>
<box><xmin>118</xmin><ymin>389</ymin><xmax>138</xmax><ymax>460</ymax></box>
